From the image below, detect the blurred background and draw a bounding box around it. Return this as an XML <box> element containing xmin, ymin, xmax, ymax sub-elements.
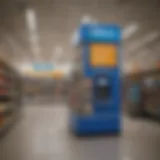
<box><xmin>0</xmin><ymin>0</ymin><xmax>160</xmax><ymax>160</ymax></box>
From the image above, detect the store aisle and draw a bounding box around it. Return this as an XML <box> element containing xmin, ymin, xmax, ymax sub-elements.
<box><xmin>0</xmin><ymin>104</ymin><xmax>160</xmax><ymax>160</ymax></box>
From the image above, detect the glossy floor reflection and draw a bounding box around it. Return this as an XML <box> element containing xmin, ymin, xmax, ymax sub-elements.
<box><xmin>0</xmin><ymin>104</ymin><xmax>159</xmax><ymax>160</ymax></box>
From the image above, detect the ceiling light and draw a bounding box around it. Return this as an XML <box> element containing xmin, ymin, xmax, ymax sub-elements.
<box><xmin>25</xmin><ymin>8</ymin><xmax>37</xmax><ymax>32</ymax></box>
<box><xmin>123</xmin><ymin>23</ymin><xmax>139</xmax><ymax>40</ymax></box>
<box><xmin>71</xmin><ymin>30</ymin><xmax>80</xmax><ymax>46</ymax></box>
<box><xmin>25</xmin><ymin>8</ymin><xmax>40</xmax><ymax>58</ymax></box>
<box><xmin>81</xmin><ymin>15</ymin><xmax>92</xmax><ymax>24</ymax></box>
<box><xmin>16</xmin><ymin>62</ymin><xmax>32</xmax><ymax>73</ymax></box>
<box><xmin>127</xmin><ymin>32</ymin><xmax>160</xmax><ymax>53</ymax></box>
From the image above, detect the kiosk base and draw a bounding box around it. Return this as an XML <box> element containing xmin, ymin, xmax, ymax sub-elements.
<box><xmin>70</xmin><ymin>113</ymin><xmax>121</xmax><ymax>136</ymax></box>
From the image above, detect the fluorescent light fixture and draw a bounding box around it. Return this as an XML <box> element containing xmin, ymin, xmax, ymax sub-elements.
<box><xmin>71</xmin><ymin>29</ymin><xmax>80</xmax><ymax>46</ymax></box>
<box><xmin>123</xmin><ymin>23</ymin><xmax>139</xmax><ymax>40</ymax></box>
<box><xmin>72</xmin><ymin>15</ymin><xmax>96</xmax><ymax>45</ymax></box>
<box><xmin>81</xmin><ymin>15</ymin><xmax>97</xmax><ymax>24</ymax></box>
<box><xmin>16</xmin><ymin>62</ymin><xmax>32</xmax><ymax>73</ymax></box>
<box><xmin>25</xmin><ymin>8</ymin><xmax>41</xmax><ymax>58</ymax></box>
<box><xmin>26</xmin><ymin>8</ymin><xmax>37</xmax><ymax>32</ymax></box>
<box><xmin>81</xmin><ymin>15</ymin><xmax>92</xmax><ymax>24</ymax></box>
<box><xmin>127</xmin><ymin>32</ymin><xmax>160</xmax><ymax>53</ymax></box>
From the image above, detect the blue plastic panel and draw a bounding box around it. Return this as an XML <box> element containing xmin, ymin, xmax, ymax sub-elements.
<box><xmin>71</xmin><ymin>112</ymin><xmax>121</xmax><ymax>135</ymax></box>
<box><xmin>79</xmin><ymin>24</ymin><xmax>121</xmax><ymax>43</ymax></box>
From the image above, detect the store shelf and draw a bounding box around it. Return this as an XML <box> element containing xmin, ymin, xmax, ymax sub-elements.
<box><xmin>0</xmin><ymin>70</ymin><xmax>8</xmax><ymax>76</ymax></box>
<box><xmin>145</xmin><ymin>107</ymin><xmax>160</xmax><ymax>117</ymax></box>
<box><xmin>0</xmin><ymin>59</ymin><xmax>22</xmax><ymax>138</ymax></box>
<box><xmin>0</xmin><ymin>102</ymin><xmax>13</xmax><ymax>115</ymax></box>
<box><xmin>0</xmin><ymin>95</ymin><xmax>11</xmax><ymax>102</ymax></box>
<box><xmin>0</xmin><ymin>114</ymin><xmax>15</xmax><ymax>134</ymax></box>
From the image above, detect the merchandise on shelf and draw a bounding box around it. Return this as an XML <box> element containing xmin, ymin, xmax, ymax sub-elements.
<box><xmin>0</xmin><ymin>59</ymin><xmax>22</xmax><ymax>136</ymax></box>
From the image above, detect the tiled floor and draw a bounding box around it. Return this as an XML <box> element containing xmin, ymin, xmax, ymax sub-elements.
<box><xmin>0</xmin><ymin>104</ymin><xmax>160</xmax><ymax>160</ymax></box>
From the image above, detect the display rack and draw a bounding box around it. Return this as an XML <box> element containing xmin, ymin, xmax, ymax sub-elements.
<box><xmin>0</xmin><ymin>59</ymin><xmax>22</xmax><ymax>137</ymax></box>
<box><xmin>125</xmin><ymin>68</ymin><xmax>160</xmax><ymax>120</ymax></box>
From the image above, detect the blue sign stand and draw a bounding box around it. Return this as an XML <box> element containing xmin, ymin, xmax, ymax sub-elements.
<box><xmin>70</xmin><ymin>24</ymin><xmax>122</xmax><ymax>136</ymax></box>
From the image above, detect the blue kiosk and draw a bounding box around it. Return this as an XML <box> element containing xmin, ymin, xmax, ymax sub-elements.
<box><xmin>70</xmin><ymin>24</ymin><xmax>121</xmax><ymax>135</ymax></box>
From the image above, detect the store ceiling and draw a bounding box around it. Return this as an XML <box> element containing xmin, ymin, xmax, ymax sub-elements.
<box><xmin>0</xmin><ymin>0</ymin><xmax>160</xmax><ymax>72</ymax></box>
